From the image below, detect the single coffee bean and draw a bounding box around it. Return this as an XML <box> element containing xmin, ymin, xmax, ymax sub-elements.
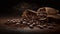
<box><xmin>37</xmin><ymin>25</ymin><xmax>44</xmax><ymax>29</ymax></box>
<box><xmin>48</xmin><ymin>26</ymin><xmax>54</xmax><ymax>29</ymax></box>
<box><xmin>29</xmin><ymin>24</ymin><xmax>34</xmax><ymax>29</ymax></box>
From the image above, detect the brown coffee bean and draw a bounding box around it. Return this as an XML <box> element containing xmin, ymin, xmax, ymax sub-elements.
<box><xmin>16</xmin><ymin>23</ymin><xmax>20</xmax><ymax>25</ymax></box>
<box><xmin>37</xmin><ymin>25</ymin><xmax>44</xmax><ymax>29</ymax></box>
<box><xmin>43</xmin><ymin>25</ymin><xmax>47</xmax><ymax>28</ymax></box>
<box><xmin>48</xmin><ymin>26</ymin><xmax>54</xmax><ymax>29</ymax></box>
<box><xmin>22</xmin><ymin>21</ymin><xmax>27</xmax><ymax>24</ymax></box>
<box><xmin>29</xmin><ymin>24</ymin><xmax>34</xmax><ymax>29</ymax></box>
<box><xmin>27</xmin><ymin>23</ymin><xmax>31</xmax><ymax>25</ymax></box>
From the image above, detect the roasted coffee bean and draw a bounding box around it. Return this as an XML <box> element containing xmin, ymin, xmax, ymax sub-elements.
<box><xmin>20</xmin><ymin>21</ymin><xmax>23</xmax><ymax>24</ymax></box>
<box><xmin>32</xmin><ymin>23</ymin><xmax>35</xmax><ymax>25</ymax></box>
<box><xmin>7</xmin><ymin>20</ymin><xmax>10</xmax><ymax>22</ymax></box>
<box><xmin>29</xmin><ymin>24</ymin><xmax>34</xmax><ymax>29</ymax></box>
<box><xmin>37</xmin><ymin>25</ymin><xmax>44</xmax><ymax>29</ymax></box>
<box><xmin>16</xmin><ymin>23</ymin><xmax>20</xmax><ymax>25</ymax></box>
<box><xmin>39</xmin><ymin>26</ymin><xmax>44</xmax><ymax>29</ymax></box>
<box><xmin>43</xmin><ymin>25</ymin><xmax>47</xmax><ymax>28</ymax></box>
<box><xmin>48</xmin><ymin>26</ymin><xmax>54</xmax><ymax>29</ymax></box>
<box><xmin>27</xmin><ymin>23</ymin><xmax>31</xmax><ymax>25</ymax></box>
<box><xmin>32</xmin><ymin>23</ymin><xmax>36</xmax><ymax>26</ymax></box>
<box><xmin>22</xmin><ymin>21</ymin><xmax>27</xmax><ymax>24</ymax></box>
<box><xmin>23</xmin><ymin>18</ymin><xmax>27</xmax><ymax>21</ymax></box>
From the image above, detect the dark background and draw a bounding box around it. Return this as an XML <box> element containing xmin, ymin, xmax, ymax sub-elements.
<box><xmin>0</xmin><ymin>0</ymin><xmax>60</xmax><ymax>16</ymax></box>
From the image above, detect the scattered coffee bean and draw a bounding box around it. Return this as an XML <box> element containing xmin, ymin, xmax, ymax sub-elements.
<box><xmin>27</xmin><ymin>23</ymin><xmax>31</xmax><ymax>25</ymax></box>
<box><xmin>22</xmin><ymin>21</ymin><xmax>27</xmax><ymax>24</ymax></box>
<box><xmin>16</xmin><ymin>23</ymin><xmax>20</xmax><ymax>25</ymax></box>
<box><xmin>37</xmin><ymin>25</ymin><xmax>44</xmax><ymax>29</ymax></box>
<box><xmin>43</xmin><ymin>25</ymin><xmax>47</xmax><ymax>28</ymax></box>
<box><xmin>29</xmin><ymin>24</ymin><xmax>34</xmax><ymax>29</ymax></box>
<box><xmin>48</xmin><ymin>26</ymin><xmax>54</xmax><ymax>29</ymax></box>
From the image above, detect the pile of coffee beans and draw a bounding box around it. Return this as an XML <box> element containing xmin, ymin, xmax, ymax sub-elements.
<box><xmin>4</xmin><ymin>8</ymin><xmax>57</xmax><ymax>29</ymax></box>
<box><xmin>4</xmin><ymin>17</ymin><xmax>56</xmax><ymax>29</ymax></box>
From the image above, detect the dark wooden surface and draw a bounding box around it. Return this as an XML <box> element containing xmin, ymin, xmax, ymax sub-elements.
<box><xmin>0</xmin><ymin>17</ymin><xmax>60</xmax><ymax>34</ymax></box>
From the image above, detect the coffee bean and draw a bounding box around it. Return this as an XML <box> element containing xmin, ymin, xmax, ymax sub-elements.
<box><xmin>22</xmin><ymin>21</ymin><xmax>27</xmax><ymax>24</ymax></box>
<box><xmin>7</xmin><ymin>19</ymin><xmax>10</xmax><ymax>21</ymax></box>
<box><xmin>29</xmin><ymin>24</ymin><xmax>34</xmax><ymax>29</ymax></box>
<box><xmin>16</xmin><ymin>23</ymin><xmax>20</xmax><ymax>25</ymax></box>
<box><xmin>37</xmin><ymin>25</ymin><xmax>44</xmax><ymax>29</ymax></box>
<box><xmin>27</xmin><ymin>23</ymin><xmax>31</xmax><ymax>25</ymax></box>
<box><xmin>32</xmin><ymin>23</ymin><xmax>36</xmax><ymax>26</ymax></box>
<box><xmin>48</xmin><ymin>26</ymin><xmax>54</xmax><ymax>29</ymax></box>
<box><xmin>23</xmin><ymin>18</ymin><xmax>27</xmax><ymax>21</ymax></box>
<box><xmin>33</xmin><ymin>23</ymin><xmax>35</xmax><ymax>25</ymax></box>
<box><xmin>39</xmin><ymin>27</ymin><xmax>44</xmax><ymax>29</ymax></box>
<box><xmin>43</xmin><ymin>25</ymin><xmax>47</xmax><ymax>28</ymax></box>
